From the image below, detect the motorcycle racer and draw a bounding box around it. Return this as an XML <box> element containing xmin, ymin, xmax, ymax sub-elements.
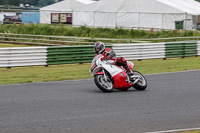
<box><xmin>94</xmin><ymin>42</ymin><xmax>133</xmax><ymax>76</ymax></box>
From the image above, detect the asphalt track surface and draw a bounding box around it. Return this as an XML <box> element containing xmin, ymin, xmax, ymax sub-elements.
<box><xmin>0</xmin><ymin>70</ymin><xmax>200</xmax><ymax>133</ymax></box>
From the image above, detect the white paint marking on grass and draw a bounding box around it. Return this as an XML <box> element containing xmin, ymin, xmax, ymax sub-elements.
<box><xmin>145</xmin><ymin>127</ymin><xmax>200</xmax><ymax>133</ymax></box>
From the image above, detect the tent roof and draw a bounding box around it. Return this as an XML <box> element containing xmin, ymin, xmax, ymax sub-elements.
<box><xmin>74</xmin><ymin>0</ymin><xmax>200</xmax><ymax>15</ymax></box>
<box><xmin>40</xmin><ymin>0</ymin><xmax>96</xmax><ymax>11</ymax></box>
<box><xmin>157</xmin><ymin>0</ymin><xmax>200</xmax><ymax>15</ymax></box>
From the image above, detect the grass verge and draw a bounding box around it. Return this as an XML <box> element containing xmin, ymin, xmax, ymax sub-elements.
<box><xmin>1</xmin><ymin>24</ymin><xmax>200</xmax><ymax>40</ymax></box>
<box><xmin>0</xmin><ymin>43</ymin><xmax>33</xmax><ymax>47</ymax></box>
<box><xmin>0</xmin><ymin>56</ymin><xmax>200</xmax><ymax>85</ymax></box>
<box><xmin>174</xmin><ymin>130</ymin><xmax>200</xmax><ymax>133</ymax></box>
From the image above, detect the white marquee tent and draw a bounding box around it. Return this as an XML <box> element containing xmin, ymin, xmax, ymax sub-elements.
<box><xmin>40</xmin><ymin>0</ymin><xmax>95</xmax><ymax>24</ymax></box>
<box><xmin>73</xmin><ymin>0</ymin><xmax>200</xmax><ymax>30</ymax></box>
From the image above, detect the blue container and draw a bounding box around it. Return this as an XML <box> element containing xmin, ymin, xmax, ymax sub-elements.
<box><xmin>21</xmin><ymin>12</ymin><xmax>40</xmax><ymax>24</ymax></box>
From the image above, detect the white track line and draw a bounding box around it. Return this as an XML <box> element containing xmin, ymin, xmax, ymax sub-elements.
<box><xmin>145</xmin><ymin>127</ymin><xmax>200</xmax><ymax>133</ymax></box>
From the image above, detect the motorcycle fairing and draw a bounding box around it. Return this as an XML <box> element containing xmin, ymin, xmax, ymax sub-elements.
<box><xmin>103</xmin><ymin>64</ymin><xmax>123</xmax><ymax>77</ymax></box>
<box><xmin>94</xmin><ymin>72</ymin><xmax>104</xmax><ymax>75</ymax></box>
<box><xmin>112</xmin><ymin>71</ymin><xmax>132</xmax><ymax>91</ymax></box>
<box><xmin>127</xmin><ymin>61</ymin><xmax>134</xmax><ymax>70</ymax></box>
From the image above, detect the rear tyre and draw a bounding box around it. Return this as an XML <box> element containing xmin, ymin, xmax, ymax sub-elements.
<box><xmin>94</xmin><ymin>75</ymin><xmax>113</xmax><ymax>93</ymax></box>
<box><xmin>131</xmin><ymin>70</ymin><xmax>147</xmax><ymax>91</ymax></box>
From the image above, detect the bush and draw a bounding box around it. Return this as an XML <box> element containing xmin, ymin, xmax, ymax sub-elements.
<box><xmin>1</xmin><ymin>24</ymin><xmax>200</xmax><ymax>39</ymax></box>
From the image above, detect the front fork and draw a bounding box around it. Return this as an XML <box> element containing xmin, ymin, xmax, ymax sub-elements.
<box><xmin>126</xmin><ymin>74</ymin><xmax>131</xmax><ymax>83</ymax></box>
<box><xmin>102</xmin><ymin>69</ymin><xmax>108</xmax><ymax>81</ymax></box>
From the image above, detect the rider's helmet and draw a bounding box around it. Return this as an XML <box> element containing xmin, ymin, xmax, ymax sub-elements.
<box><xmin>94</xmin><ymin>42</ymin><xmax>105</xmax><ymax>54</ymax></box>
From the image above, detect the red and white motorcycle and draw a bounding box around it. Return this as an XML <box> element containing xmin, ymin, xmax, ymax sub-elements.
<box><xmin>90</xmin><ymin>54</ymin><xmax>147</xmax><ymax>92</ymax></box>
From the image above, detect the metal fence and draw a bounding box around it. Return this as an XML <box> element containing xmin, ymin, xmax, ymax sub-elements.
<box><xmin>0</xmin><ymin>33</ymin><xmax>146</xmax><ymax>46</ymax></box>
<box><xmin>47</xmin><ymin>46</ymin><xmax>95</xmax><ymax>65</ymax></box>
<box><xmin>1</xmin><ymin>33</ymin><xmax>200</xmax><ymax>46</ymax></box>
<box><xmin>0</xmin><ymin>47</ymin><xmax>47</xmax><ymax>68</ymax></box>
<box><xmin>0</xmin><ymin>41</ymin><xmax>199</xmax><ymax>68</ymax></box>
<box><xmin>112</xmin><ymin>43</ymin><xmax>165</xmax><ymax>60</ymax></box>
<box><xmin>198</xmin><ymin>41</ymin><xmax>200</xmax><ymax>56</ymax></box>
<box><xmin>166</xmin><ymin>42</ymin><xmax>197</xmax><ymax>58</ymax></box>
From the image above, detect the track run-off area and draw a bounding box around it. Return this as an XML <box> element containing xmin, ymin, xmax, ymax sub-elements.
<box><xmin>0</xmin><ymin>70</ymin><xmax>200</xmax><ymax>133</ymax></box>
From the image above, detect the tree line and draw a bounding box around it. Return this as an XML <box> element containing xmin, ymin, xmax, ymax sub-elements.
<box><xmin>0</xmin><ymin>0</ymin><xmax>63</xmax><ymax>7</ymax></box>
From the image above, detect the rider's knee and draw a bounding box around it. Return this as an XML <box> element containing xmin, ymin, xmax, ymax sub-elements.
<box><xmin>116</xmin><ymin>57</ymin><xmax>127</xmax><ymax>66</ymax></box>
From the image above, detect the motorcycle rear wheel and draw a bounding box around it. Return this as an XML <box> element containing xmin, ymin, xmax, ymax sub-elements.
<box><xmin>94</xmin><ymin>75</ymin><xmax>113</xmax><ymax>93</ymax></box>
<box><xmin>131</xmin><ymin>70</ymin><xmax>147</xmax><ymax>91</ymax></box>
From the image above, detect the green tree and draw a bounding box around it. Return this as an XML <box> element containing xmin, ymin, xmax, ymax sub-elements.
<box><xmin>0</xmin><ymin>0</ymin><xmax>60</xmax><ymax>6</ymax></box>
<box><xmin>20</xmin><ymin>0</ymin><xmax>41</xmax><ymax>6</ymax></box>
<box><xmin>0</xmin><ymin>0</ymin><xmax>7</xmax><ymax>5</ymax></box>
<box><xmin>37</xmin><ymin>0</ymin><xmax>47</xmax><ymax>7</ymax></box>
<box><xmin>32</xmin><ymin>0</ymin><xmax>39</xmax><ymax>6</ymax></box>
<box><xmin>8</xmin><ymin>0</ymin><xmax>21</xmax><ymax>6</ymax></box>
<box><xmin>46</xmin><ymin>0</ymin><xmax>55</xmax><ymax>5</ymax></box>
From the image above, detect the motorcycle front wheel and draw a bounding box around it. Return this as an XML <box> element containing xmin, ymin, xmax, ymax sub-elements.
<box><xmin>131</xmin><ymin>70</ymin><xmax>147</xmax><ymax>91</ymax></box>
<box><xmin>94</xmin><ymin>75</ymin><xmax>113</xmax><ymax>93</ymax></box>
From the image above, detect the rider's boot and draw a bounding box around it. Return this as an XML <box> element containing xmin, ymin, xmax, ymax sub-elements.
<box><xmin>125</xmin><ymin>65</ymin><xmax>133</xmax><ymax>75</ymax></box>
<box><xmin>124</xmin><ymin>65</ymin><xmax>134</xmax><ymax>82</ymax></box>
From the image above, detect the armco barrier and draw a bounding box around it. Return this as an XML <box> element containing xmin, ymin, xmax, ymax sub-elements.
<box><xmin>47</xmin><ymin>46</ymin><xmax>94</xmax><ymax>65</ymax></box>
<box><xmin>0</xmin><ymin>47</ymin><xmax>47</xmax><ymax>68</ymax></box>
<box><xmin>112</xmin><ymin>43</ymin><xmax>166</xmax><ymax>60</ymax></box>
<box><xmin>0</xmin><ymin>42</ymin><xmax>199</xmax><ymax>68</ymax></box>
<box><xmin>166</xmin><ymin>42</ymin><xmax>197</xmax><ymax>58</ymax></box>
<box><xmin>198</xmin><ymin>41</ymin><xmax>200</xmax><ymax>56</ymax></box>
<box><xmin>47</xmin><ymin>45</ymin><xmax>112</xmax><ymax>65</ymax></box>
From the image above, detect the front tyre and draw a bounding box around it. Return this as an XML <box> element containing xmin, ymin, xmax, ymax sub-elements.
<box><xmin>94</xmin><ymin>75</ymin><xmax>113</xmax><ymax>93</ymax></box>
<box><xmin>131</xmin><ymin>70</ymin><xmax>147</xmax><ymax>91</ymax></box>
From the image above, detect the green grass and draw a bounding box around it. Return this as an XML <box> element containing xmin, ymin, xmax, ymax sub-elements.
<box><xmin>174</xmin><ymin>130</ymin><xmax>200</xmax><ymax>133</ymax></box>
<box><xmin>0</xmin><ymin>56</ymin><xmax>200</xmax><ymax>84</ymax></box>
<box><xmin>0</xmin><ymin>43</ymin><xmax>33</xmax><ymax>47</ymax></box>
<box><xmin>1</xmin><ymin>24</ymin><xmax>200</xmax><ymax>40</ymax></box>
